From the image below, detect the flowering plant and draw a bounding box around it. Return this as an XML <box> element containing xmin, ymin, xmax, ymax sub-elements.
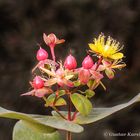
<box><xmin>0</xmin><ymin>33</ymin><xmax>140</xmax><ymax>140</ymax></box>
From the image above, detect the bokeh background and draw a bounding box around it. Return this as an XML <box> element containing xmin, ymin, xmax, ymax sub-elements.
<box><xmin>0</xmin><ymin>0</ymin><xmax>140</xmax><ymax>140</ymax></box>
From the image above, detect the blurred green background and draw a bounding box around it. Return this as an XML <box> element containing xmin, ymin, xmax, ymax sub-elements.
<box><xmin>0</xmin><ymin>0</ymin><xmax>140</xmax><ymax>140</ymax></box>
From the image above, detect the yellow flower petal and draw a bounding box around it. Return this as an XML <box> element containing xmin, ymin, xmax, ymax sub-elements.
<box><xmin>110</xmin><ymin>53</ymin><xmax>124</xmax><ymax>60</ymax></box>
<box><xmin>88</xmin><ymin>43</ymin><xmax>98</xmax><ymax>52</ymax></box>
<box><xmin>89</xmin><ymin>34</ymin><xmax>124</xmax><ymax>60</ymax></box>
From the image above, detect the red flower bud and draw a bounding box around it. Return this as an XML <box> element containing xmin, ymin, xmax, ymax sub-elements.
<box><xmin>82</xmin><ymin>55</ymin><xmax>94</xmax><ymax>69</ymax></box>
<box><xmin>36</xmin><ymin>47</ymin><xmax>48</xmax><ymax>61</ymax></box>
<box><xmin>32</xmin><ymin>76</ymin><xmax>44</xmax><ymax>89</ymax></box>
<box><xmin>64</xmin><ymin>54</ymin><xmax>77</xmax><ymax>70</ymax></box>
<box><xmin>79</xmin><ymin>69</ymin><xmax>90</xmax><ymax>84</ymax></box>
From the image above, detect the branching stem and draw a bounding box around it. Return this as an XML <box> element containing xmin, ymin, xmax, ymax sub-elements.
<box><xmin>42</xmin><ymin>96</ymin><xmax>67</xmax><ymax>120</ymax></box>
<box><xmin>72</xmin><ymin>111</ymin><xmax>78</xmax><ymax>121</ymax></box>
<box><xmin>52</xmin><ymin>106</ymin><xmax>67</xmax><ymax>120</ymax></box>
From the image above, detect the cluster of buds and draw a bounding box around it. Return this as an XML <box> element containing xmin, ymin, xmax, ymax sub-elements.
<box><xmin>22</xmin><ymin>33</ymin><xmax>126</xmax><ymax>118</ymax></box>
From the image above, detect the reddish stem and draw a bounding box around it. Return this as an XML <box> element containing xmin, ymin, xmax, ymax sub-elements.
<box><xmin>43</xmin><ymin>97</ymin><xmax>67</xmax><ymax>120</ymax></box>
<box><xmin>52</xmin><ymin>106</ymin><xmax>67</xmax><ymax>120</ymax></box>
<box><xmin>95</xmin><ymin>56</ymin><xmax>103</xmax><ymax>71</ymax></box>
<box><xmin>72</xmin><ymin>111</ymin><xmax>78</xmax><ymax>120</ymax></box>
<box><xmin>91</xmin><ymin>56</ymin><xmax>103</xmax><ymax>90</ymax></box>
<box><xmin>53</xmin><ymin>91</ymin><xmax>58</xmax><ymax>106</ymax></box>
<box><xmin>68</xmin><ymin>94</ymin><xmax>71</xmax><ymax>121</ymax></box>
<box><xmin>50</xmin><ymin>45</ymin><xmax>56</xmax><ymax>62</ymax></box>
<box><xmin>66</xmin><ymin>131</ymin><xmax>72</xmax><ymax>140</ymax></box>
<box><xmin>66</xmin><ymin>94</ymin><xmax>72</xmax><ymax>140</ymax></box>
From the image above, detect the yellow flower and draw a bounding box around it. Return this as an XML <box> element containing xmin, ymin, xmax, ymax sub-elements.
<box><xmin>89</xmin><ymin>34</ymin><xmax>124</xmax><ymax>60</ymax></box>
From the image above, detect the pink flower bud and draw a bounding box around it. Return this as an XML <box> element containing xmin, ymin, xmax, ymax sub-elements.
<box><xmin>64</xmin><ymin>54</ymin><xmax>77</xmax><ymax>70</ymax></box>
<box><xmin>78</xmin><ymin>69</ymin><xmax>90</xmax><ymax>84</ymax></box>
<box><xmin>36</xmin><ymin>47</ymin><xmax>48</xmax><ymax>61</ymax></box>
<box><xmin>82</xmin><ymin>55</ymin><xmax>94</xmax><ymax>69</ymax></box>
<box><xmin>32</xmin><ymin>76</ymin><xmax>44</xmax><ymax>89</ymax></box>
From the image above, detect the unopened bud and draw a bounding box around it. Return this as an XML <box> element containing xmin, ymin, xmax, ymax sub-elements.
<box><xmin>82</xmin><ymin>55</ymin><xmax>94</xmax><ymax>69</ymax></box>
<box><xmin>64</xmin><ymin>54</ymin><xmax>77</xmax><ymax>70</ymax></box>
<box><xmin>36</xmin><ymin>47</ymin><xmax>48</xmax><ymax>61</ymax></box>
<box><xmin>32</xmin><ymin>76</ymin><xmax>44</xmax><ymax>89</ymax></box>
<box><xmin>78</xmin><ymin>69</ymin><xmax>90</xmax><ymax>84</ymax></box>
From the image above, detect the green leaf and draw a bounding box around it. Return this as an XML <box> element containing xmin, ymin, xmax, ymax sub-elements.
<box><xmin>0</xmin><ymin>107</ymin><xmax>55</xmax><ymax>133</ymax></box>
<box><xmin>73</xmin><ymin>80</ymin><xmax>81</xmax><ymax>87</ymax></box>
<box><xmin>85</xmin><ymin>89</ymin><xmax>95</xmax><ymax>98</ymax></box>
<box><xmin>58</xmin><ymin>90</ymin><xmax>66</xmax><ymax>97</ymax></box>
<box><xmin>13</xmin><ymin>121</ymin><xmax>61</xmax><ymax>140</ymax></box>
<box><xmin>52</xmin><ymin>93</ymin><xmax>140</xmax><ymax>125</ymax></box>
<box><xmin>70</xmin><ymin>93</ymin><xmax>92</xmax><ymax>116</ymax></box>
<box><xmin>75</xmin><ymin>93</ymin><xmax>140</xmax><ymax>124</ymax></box>
<box><xmin>0</xmin><ymin>107</ymin><xmax>83</xmax><ymax>133</ymax></box>
<box><xmin>36</xmin><ymin>116</ymin><xmax>84</xmax><ymax>133</ymax></box>
<box><xmin>45</xmin><ymin>94</ymin><xmax>67</xmax><ymax>107</ymax></box>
